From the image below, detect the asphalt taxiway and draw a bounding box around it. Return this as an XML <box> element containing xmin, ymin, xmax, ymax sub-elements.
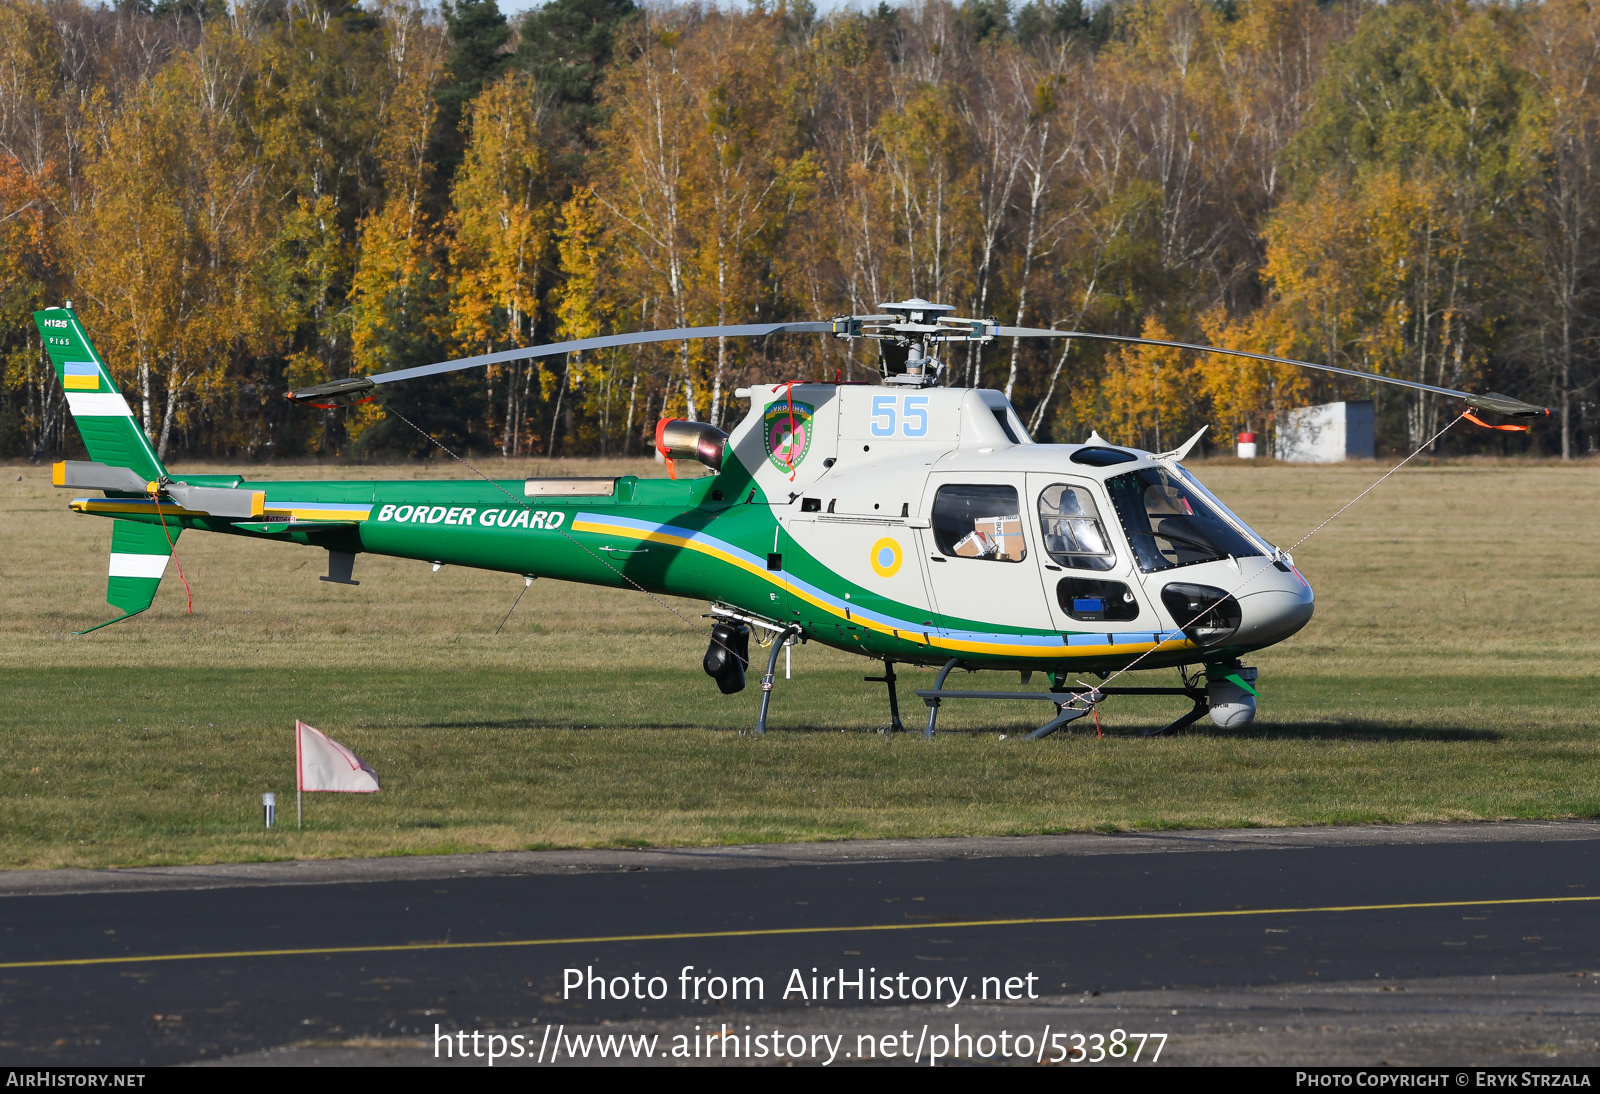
<box><xmin>1</xmin><ymin>821</ymin><xmax>1597</xmax><ymax>1066</ymax></box>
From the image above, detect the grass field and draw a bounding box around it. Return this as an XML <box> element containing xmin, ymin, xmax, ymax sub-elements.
<box><xmin>2</xmin><ymin>453</ymin><xmax>1597</xmax><ymax>869</ymax></box>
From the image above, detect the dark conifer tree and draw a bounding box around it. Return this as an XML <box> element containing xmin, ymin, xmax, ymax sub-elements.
<box><xmin>1014</xmin><ymin>0</ymin><xmax>1114</xmax><ymax>48</ymax></box>
<box><xmin>515</xmin><ymin>0</ymin><xmax>638</xmax><ymax>142</ymax></box>
<box><xmin>431</xmin><ymin>0</ymin><xmax>512</xmax><ymax>192</ymax></box>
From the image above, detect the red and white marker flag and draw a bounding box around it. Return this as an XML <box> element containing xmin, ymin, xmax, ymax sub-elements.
<box><xmin>296</xmin><ymin>721</ymin><xmax>379</xmax><ymax>794</ymax></box>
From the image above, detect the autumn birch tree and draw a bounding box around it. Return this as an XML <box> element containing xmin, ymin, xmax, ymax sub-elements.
<box><xmin>1513</xmin><ymin>0</ymin><xmax>1600</xmax><ymax>459</ymax></box>
<box><xmin>69</xmin><ymin>21</ymin><xmax>272</xmax><ymax>458</ymax></box>
<box><xmin>594</xmin><ymin>15</ymin><xmax>697</xmax><ymax>417</ymax></box>
<box><xmin>346</xmin><ymin>0</ymin><xmax>447</xmax><ymax>445</ymax></box>
<box><xmin>449</xmin><ymin>71</ymin><xmax>552</xmax><ymax>455</ymax></box>
<box><xmin>681</xmin><ymin>13</ymin><xmax>793</xmax><ymax>426</ymax></box>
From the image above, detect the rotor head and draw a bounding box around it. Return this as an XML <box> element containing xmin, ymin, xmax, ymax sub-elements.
<box><xmin>828</xmin><ymin>299</ymin><xmax>997</xmax><ymax>387</ymax></box>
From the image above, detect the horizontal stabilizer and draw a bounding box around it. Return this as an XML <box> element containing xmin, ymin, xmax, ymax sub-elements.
<box><xmin>53</xmin><ymin>460</ymin><xmax>152</xmax><ymax>494</ymax></box>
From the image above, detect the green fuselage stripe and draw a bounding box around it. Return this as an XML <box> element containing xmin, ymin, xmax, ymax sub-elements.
<box><xmin>68</xmin><ymin>474</ymin><xmax>1217</xmax><ymax>669</ymax></box>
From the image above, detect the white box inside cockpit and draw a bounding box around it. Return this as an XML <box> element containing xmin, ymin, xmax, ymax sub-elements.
<box><xmin>953</xmin><ymin>515</ymin><xmax>1024</xmax><ymax>560</ymax></box>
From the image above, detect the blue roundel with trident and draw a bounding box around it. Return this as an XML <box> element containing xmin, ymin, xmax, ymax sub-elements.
<box><xmin>764</xmin><ymin>400</ymin><xmax>813</xmax><ymax>472</ymax></box>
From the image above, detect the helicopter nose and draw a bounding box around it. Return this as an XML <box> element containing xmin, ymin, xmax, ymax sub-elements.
<box><xmin>1232</xmin><ymin>565</ymin><xmax>1315</xmax><ymax>648</ymax></box>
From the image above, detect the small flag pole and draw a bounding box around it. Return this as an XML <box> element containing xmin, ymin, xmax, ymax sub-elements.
<box><xmin>294</xmin><ymin>720</ymin><xmax>303</xmax><ymax>829</ymax></box>
<box><xmin>293</xmin><ymin>720</ymin><xmax>380</xmax><ymax>827</ymax></box>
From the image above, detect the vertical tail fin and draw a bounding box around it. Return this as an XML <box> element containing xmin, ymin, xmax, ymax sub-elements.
<box><xmin>35</xmin><ymin>306</ymin><xmax>179</xmax><ymax>631</ymax></box>
<box><xmin>33</xmin><ymin>305</ymin><xmax>166</xmax><ymax>482</ymax></box>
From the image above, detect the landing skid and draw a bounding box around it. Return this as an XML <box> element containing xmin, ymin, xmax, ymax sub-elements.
<box><xmin>915</xmin><ymin>659</ymin><xmax>1210</xmax><ymax>739</ymax></box>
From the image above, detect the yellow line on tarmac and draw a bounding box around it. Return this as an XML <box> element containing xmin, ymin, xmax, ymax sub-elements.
<box><xmin>3</xmin><ymin>894</ymin><xmax>1596</xmax><ymax>971</ymax></box>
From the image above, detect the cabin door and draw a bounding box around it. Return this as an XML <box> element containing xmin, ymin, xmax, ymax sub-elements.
<box><xmin>1025</xmin><ymin>473</ymin><xmax>1158</xmax><ymax>636</ymax></box>
<box><xmin>918</xmin><ymin>474</ymin><xmax>1054</xmax><ymax>639</ymax></box>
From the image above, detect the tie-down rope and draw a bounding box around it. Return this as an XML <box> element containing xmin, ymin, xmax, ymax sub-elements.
<box><xmin>1078</xmin><ymin>411</ymin><xmax>1470</xmax><ymax>704</ymax></box>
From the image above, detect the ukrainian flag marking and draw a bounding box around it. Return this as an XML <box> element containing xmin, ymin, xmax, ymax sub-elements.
<box><xmin>63</xmin><ymin>362</ymin><xmax>100</xmax><ymax>391</ymax></box>
<box><xmin>261</xmin><ymin>501</ymin><xmax>373</xmax><ymax>522</ymax></box>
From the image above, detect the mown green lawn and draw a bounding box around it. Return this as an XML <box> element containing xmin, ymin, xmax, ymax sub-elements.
<box><xmin>3</xmin><ymin>455</ymin><xmax>1597</xmax><ymax>868</ymax></box>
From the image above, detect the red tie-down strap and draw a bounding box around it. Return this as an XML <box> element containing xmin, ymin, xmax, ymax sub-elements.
<box><xmin>781</xmin><ymin>380</ymin><xmax>800</xmax><ymax>481</ymax></box>
<box><xmin>1463</xmin><ymin>411</ymin><xmax>1529</xmax><ymax>432</ymax></box>
<box><xmin>654</xmin><ymin>417</ymin><xmax>678</xmax><ymax>480</ymax></box>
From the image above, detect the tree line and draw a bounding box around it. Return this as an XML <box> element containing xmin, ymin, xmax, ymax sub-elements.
<box><xmin>2</xmin><ymin>0</ymin><xmax>1597</xmax><ymax>462</ymax></box>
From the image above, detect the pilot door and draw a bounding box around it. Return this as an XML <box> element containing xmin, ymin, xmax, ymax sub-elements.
<box><xmin>918</xmin><ymin>475</ymin><xmax>1054</xmax><ymax>635</ymax></box>
<box><xmin>1025</xmin><ymin>474</ymin><xmax>1156</xmax><ymax>633</ymax></box>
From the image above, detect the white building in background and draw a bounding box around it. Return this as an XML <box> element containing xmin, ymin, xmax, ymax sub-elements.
<box><xmin>1275</xmin><ymin>401</ymin><xmax>1376</xmax><ymax>463</ymax></box>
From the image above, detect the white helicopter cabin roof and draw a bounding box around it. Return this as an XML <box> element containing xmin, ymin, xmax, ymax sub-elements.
<box><xmin>727</xmin><ymin>383</ymin><xmax>1168</xmax><ymax>507</ymax></box>
<box><xmin>729</xmin><ymin>382</ymin><xmax>1027</xmax><ymax>472</ymax></box>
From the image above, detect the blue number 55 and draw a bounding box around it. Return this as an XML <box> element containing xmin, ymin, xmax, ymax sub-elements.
<box><xmin>870</xmin><ymin>395</ymin><xmax>896</xmax><ymax>437</ymax></box>
<box><xmin>902</xmin><ymin>395</ymin><xmax>929</xmax><ymax>437</ymax></box>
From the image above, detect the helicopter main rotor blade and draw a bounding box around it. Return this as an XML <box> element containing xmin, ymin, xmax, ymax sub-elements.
<box><xmin>286</xmin><ymin>322</ymin><xmax>834</xmax><ymax>405</ymax></box>
<box><xmin>993</xmin><ymin>327</ymin><xmax>1550</xmax><ymax>418</ymax></box>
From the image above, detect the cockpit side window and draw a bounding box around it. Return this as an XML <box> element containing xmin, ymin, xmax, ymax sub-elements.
<box><xmin>1037</xmin><ymin>484</ymin><xmax>1115</xmax><ymax>571</ymax></box>
<box><xmin>1106</xmin><ymin>467</ymin><xmax>1264</xmax><ymax>573</ymax></box>
<box><xmin>932</xmin><ymin>484</ymin><xmax>1026</xmax><ymax>562</ymax></box>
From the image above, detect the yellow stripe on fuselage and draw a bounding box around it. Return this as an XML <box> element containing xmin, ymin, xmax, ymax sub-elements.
<box><xmin>573</xmin><ymin>517</ymin><xmax>772</xmax><ymax>579</ymax></box>
<box><xmin>261</xmin><ymin>506</ymin><xmax>372</xmax><ymax>522</ymax></box>
<box><xmin>571</xmin><ymin>518</ymin><xmax>1196</xmax><ymax>662</ymax></box>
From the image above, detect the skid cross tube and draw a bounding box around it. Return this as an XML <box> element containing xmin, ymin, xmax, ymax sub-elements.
<box><xmin>922</xmin><ymin>658</ymin><xmax>964</xmax><ymax>737</ymax></box>
<box><xmin>1023</xmin><ymin>702</ymin><xmax>1094</xmax><ymax>740</ymax></box>
<box><xmin>753</xmin><ymin>625</ymin><xmax>804</xmax><ymax>735</ymax></box>
<box><xmin>916</xmin><ymin>677</ymin><xmax>1210</xmax><ymax>739</ymax></box>
<box><xmin>1143</xmin><ymin>690</ymin><xmax>1211</xmax><ymax>737</ymax></box>
<box><xmin>864</xmin><ymin>658</ymin><xmax>907</xmax><ymax>733</ymax></box>
<box><xmin>919</xmin><ymin>677</ymin><xmax>1093</xmax><ymax>740</ymax></box>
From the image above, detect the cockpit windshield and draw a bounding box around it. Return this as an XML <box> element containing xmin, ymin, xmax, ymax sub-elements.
<box><xmin>1106</xmin><ymin>466</ymin><xmax>1264</xmax><ymax>573</ymax></box>
<box><xmin>1170</xmin><ymin>464</ymin><xmax>1278</xmax><ymax>559</ymax></box>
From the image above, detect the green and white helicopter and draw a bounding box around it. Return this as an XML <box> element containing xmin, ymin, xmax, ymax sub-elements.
<box><xmin>35</xmin><ymin>299</ymin><xmax>1545</xmax><ymax>738</ymax></box>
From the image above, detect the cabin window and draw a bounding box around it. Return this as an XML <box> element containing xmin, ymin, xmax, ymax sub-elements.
<box><xmin>1037</xmin><ymin>484</ymin><xmax>1115</xmax><ymax>571</ymax></box>
<box><xmin>931</xmin><ymin>484</ymin><xmax>1026</xmax><ymax>562</ymax></box>
<box><xmin>1106</xmin><ymin>467</ymin><xmax>1263</xmax><ymax>573</ymax></box>
<box><xmin>1070</xmin><ymin>446</ymin><xmax>1137</xmax><ymax>467</ymax></box>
